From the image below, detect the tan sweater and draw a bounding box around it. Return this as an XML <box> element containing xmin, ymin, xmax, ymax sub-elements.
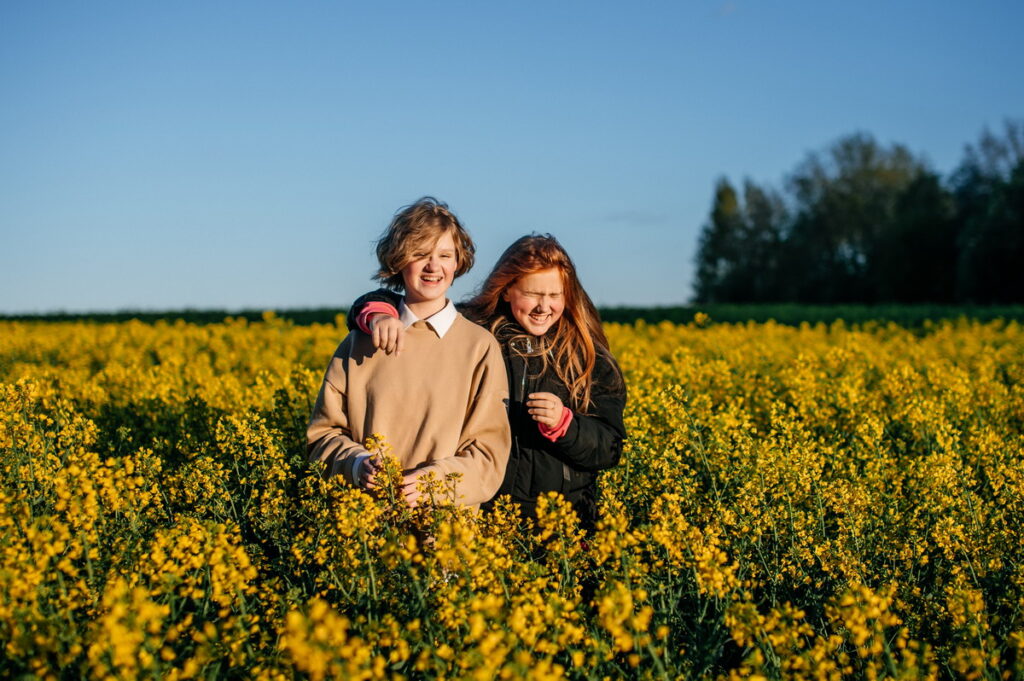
<box><xmin>307</xmin><ymin>314</ymin><xmax>511</xmax><ymax>507</ymax></box>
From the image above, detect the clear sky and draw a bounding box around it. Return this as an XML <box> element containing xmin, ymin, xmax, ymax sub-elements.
<box><xmin>2</xmin><ymin>1</ymin><xmax>1022</xmax><ymax>313</ymax></box>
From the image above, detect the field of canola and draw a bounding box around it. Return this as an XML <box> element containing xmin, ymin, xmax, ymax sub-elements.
<box><xmin>1</xmin><ymin>315</ymin><xmax>1022</xmax><ymax>680</ymax></box>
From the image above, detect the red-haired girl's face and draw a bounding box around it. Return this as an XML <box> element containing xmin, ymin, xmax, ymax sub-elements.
<box><xmin>502</xmin><ymin>267</ymin><xmax>565</xmax><ymax>336</ymax></box>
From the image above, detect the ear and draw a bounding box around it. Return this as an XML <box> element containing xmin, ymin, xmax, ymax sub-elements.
<box><xmin>502</xmin><ymin>288</ymin><xmax>511</xmax><ymax>302</ymax></box>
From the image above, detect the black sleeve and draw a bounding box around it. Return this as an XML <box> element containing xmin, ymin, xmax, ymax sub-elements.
<box><xmin>345</xmin><ymin>289</ymin><xmax>403</xmax><ymax>332</ymax></box>
<box><xmin>550</xmin><ymin>350</ymin><xmax>627</xmax><ymax>473</ymax></box>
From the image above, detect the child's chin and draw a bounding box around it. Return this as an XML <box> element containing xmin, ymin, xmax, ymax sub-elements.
<box><xmin>412</xmin><ymin>284</ymin><xmax>448</xmax><ymax>297</ymax></box>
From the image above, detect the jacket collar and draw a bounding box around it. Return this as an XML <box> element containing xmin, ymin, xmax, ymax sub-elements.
<box><xmin>495</xmin><ymin>317</ymin><xmax>558</xmax><ymax>355</ymax></box>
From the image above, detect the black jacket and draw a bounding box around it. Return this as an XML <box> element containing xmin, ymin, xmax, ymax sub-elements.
<box><xmin>347</xmin><ymin>290</ymin><xmax>627</xmax><ymax>528</ymax></box>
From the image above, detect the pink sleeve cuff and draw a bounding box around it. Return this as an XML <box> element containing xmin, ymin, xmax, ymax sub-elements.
<box><xmin>355</xmin><ymin>302</ymin><xmax>399</xmax><ymax>334</ymax></box>
<box><xmin>538</xmin><ymin>407</ymin><xmax>573</xmax><ymax>442</ymax></box>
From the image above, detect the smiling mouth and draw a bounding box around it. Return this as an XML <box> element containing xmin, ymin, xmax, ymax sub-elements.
<box><xmin>421</xmin><ymin>275</ymin><xmax>443</xmax><ymax>283</ymax></box>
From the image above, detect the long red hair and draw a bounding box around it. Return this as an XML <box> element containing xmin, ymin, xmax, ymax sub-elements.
<box><xmin>463</xmin><ymin>234</ymin><xmax>614</xmax><ymax>412</ymax></box>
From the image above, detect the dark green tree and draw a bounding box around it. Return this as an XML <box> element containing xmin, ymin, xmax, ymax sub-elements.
<box><xmin>871</xmin><ymin>171</ymin><xmax>958</xmax><ymax>303</ymax></box>
<box><xmin>782</xmin><ymin>133</ymin><xmax>930</xmax><ymax>303</ymax></box>
<box><xmin>952</xmin><ymin>120</ymin><xmax>1024</xmax><ymax>302</ymax></box>
<box><xmin>693</xmin><ymin>123</ymin><xmax>1024</xmax><ymax>304</ymax></box>
<box><xmin>739</xmin><ymin>180</ymin><xmax>787</xmax><ymax>301</ymax></box>
<box><xmin>694</xmin><ymin>178</ymin><xmax>743</xmax><ymax>303</ymax></box>
<box><xmin>694</xmin><ymin>178</ymin><xmax>786</xmax><ymax>303</ymax></box>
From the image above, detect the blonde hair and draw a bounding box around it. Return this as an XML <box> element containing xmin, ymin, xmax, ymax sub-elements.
<box><xmin>463</xmin><ymin>234</ymin><xmax>617</xmax><ymax>412</ymax></box>
<box><xmin>374</xmin><ymin>197</ymin><xmax>475</xmax><ymax>290</ymax></box>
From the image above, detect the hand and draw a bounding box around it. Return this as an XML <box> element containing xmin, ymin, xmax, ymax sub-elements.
<box><xmin>527</xmin><ymin>392</ymin><xmax>565</xmax><ymax>427</ymax></box>
<box><xmin>369</xmin><ymin>315</ymin><xmax>406</xmax><ymax>355</ymax></box>
<box><xmin>356</xmin><ymin>455</ymin><xmax>382</xmax><ymax>490</ymax></box>
<box><xmin>400</xmin><ymin>468</ymin><xmax>431</xmax><ymax>508</ymax></box>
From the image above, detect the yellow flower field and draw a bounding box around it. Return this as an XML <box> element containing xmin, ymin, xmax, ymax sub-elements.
<box><xmin>1</xmin><ymin>315</ymin><xmax>1022</xmax><ymax>680</ymax></box>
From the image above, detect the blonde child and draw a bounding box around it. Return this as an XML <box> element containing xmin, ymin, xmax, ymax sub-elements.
<box><xmin>306</xmin><ymin>198</ymin><xmax>511</xmax><ymax>507</ymax></box>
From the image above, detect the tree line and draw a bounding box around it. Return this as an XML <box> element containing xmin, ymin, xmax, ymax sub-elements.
<box><xmin>694</xmin><ymin>120</ymin><xmax>1024</xmax><ymax>304</ymax></box>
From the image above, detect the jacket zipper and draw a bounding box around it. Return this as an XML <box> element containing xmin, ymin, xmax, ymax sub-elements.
<box><xmin>523</xmin><ymin>338</ymin><xmax>571</xmax><ymax>489</ymax></box>
<box><xmin>519</xmin><ymin>337</ymin><xmax>532</xmax><ymax>405</ymax></box>
<box><xmin>505</xmin><ymin>337</ymin><xmax>532</xmax><ymax>495</ymax></box>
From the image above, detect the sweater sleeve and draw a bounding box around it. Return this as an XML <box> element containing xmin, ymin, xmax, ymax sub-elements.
<box><xmin>306</xmin><ymin>338</ymin><xmax>370</xmax><ymax>484</ymax></box>
<box><xmin>346</xmin><ymin>289</ymin><xmax>403</xmax><ymax>332</ymax></box>
<box><xmin>427</xmin><ymin>335</ymin><xmax>512</xmax><ymax>506</ymax></box>
<box><xmin>548</xmin><ymin>350</ymin><xmax>627</xmax><ymax>473</ymax></box>
<box><xmin>538</xmin><ymin>407</ymin><xmax>573</xmax><ymax>441</ymax></box>
<box><xmin>355</xmin><ymin>302</ymin><xmax>400</xmax><ymax>334</ymax></box>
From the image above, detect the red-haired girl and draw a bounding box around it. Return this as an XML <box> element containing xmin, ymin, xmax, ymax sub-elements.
<box><xmin>349</xmin><ymin>234</ymin><xmax>626</xmax><ymax>529</ymax></box>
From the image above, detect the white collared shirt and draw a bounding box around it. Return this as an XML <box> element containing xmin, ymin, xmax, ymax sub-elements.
<box><xmin>398</xmin><ymin>298</ymin><xmax>457</xmax><ymax>338</ymax></box>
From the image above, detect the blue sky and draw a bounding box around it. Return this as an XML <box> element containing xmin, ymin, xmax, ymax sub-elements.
<box><xmin>2</xmin><ymin>1</ymin><xmax>1022</xmax><ymax>313</ymax></box>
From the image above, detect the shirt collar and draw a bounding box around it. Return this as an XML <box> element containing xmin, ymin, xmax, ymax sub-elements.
<box><xmin>398</xmin><ymin>298</ymin><xmax>458</xmax><ymax>338</ymax></box>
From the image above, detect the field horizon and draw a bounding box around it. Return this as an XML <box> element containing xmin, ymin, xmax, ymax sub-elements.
<box><xmin>3</xmin><ymin>302</ymin><xmax>1024</xmax><ymax>328</ymax></box>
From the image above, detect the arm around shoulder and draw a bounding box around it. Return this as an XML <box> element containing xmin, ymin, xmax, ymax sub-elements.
<box><xmin>346</xmin><ymin>289</ymin><xmax>402</xmax><ymax>333</ymax></box>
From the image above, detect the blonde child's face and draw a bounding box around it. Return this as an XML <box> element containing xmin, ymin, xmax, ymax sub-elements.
<box><xmin>401</xmin><ymin>230</ymin><xmax>457</xmax><ymax>308</ymax></box>
<box><xmin>502</xmin><ymin>267</ymin><xmax>565</xmax><ymax>336</ymax></box>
